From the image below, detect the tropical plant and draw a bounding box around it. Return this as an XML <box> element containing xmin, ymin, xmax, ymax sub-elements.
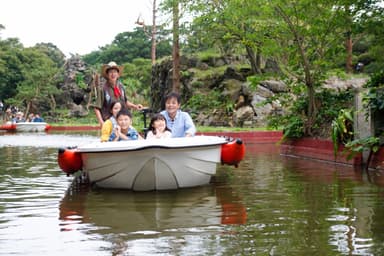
<box><xmin>331</xmin><ymin>108</ymin><xmax>354</xmax><ymax>158</ymax></box>
<box><xmin>344</xmin><ymin>136</ymin><xmax>380</xmax><ymax>171</ymax></box>
<box><xmin>363</xmin><ymin>70</ymin><xmax>384</xmax><ymax>118</ymax></box>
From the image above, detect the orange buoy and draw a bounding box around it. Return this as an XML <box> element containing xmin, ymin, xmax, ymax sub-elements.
<box><xmin>58</xmin><ymin>147</ymin><xmax>83</xmax><ymax>175</ymax></box>
<box><xmin>45</xmin><ymin>124</ymin><xmax>52</xmax><ymax>131</ymax></box>
<box><xmin>221</xmin><ymin>138</ymin><xmax>245</xmax><ymax>167</ymax></box>
<box><xmin>0</xmin><ymin>123</ymin><xmax>16</xmax><ymax>131</ymax></box>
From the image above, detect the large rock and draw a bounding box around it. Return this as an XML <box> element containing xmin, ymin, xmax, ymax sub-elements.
<box><xmin>57</xmin><ymin>55</ymin><xmax>92</xmax><ymax>116</ymax></box>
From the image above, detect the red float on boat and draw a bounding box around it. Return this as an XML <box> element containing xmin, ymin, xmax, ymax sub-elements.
<box><xmin>220</xmin><ymin>138</ymin><xmax>246</xmax><ymax>167</ymax></box>
<box><xmin>58</xmin><ymin>147</ymin><xmax>83</xmax><ymax>175</ymax></box>
<box><xmin>0</xmin><ymin>123</ymin><xmax>16</xmax><ymax>131</ymax></box>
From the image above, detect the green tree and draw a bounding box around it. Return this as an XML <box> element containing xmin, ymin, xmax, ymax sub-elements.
<box><xmin>33</xmin><ymin>42</ymin><xmax>66</xmax><ymax>68</ymax></box>
<box><xmin>83</xmin><ymin>27</ymin><xmax>172</xmax><ymax>66</ymax></box>
<box><xmin>187</xmin><ymin>0</ymin><xmax>272</xmax><ymax>74</ymax></box>
<box><xmin>269</xmin><ymin>0</ymin><xmax>348</xmax><ymax>136</ymax></box>
<box><xmin>332</xmin><ymin>0</ymin><xmax>384</xmax><ymax>73</ymax></box>
<box><xmin>0</xmin><ymin>37</ymin><xmax>24</xmax><ymax>101</ymax></box>
<box><xmin>6</xmin><ymin>48</ymin><xmax>61</xmax><ymax>114</ymax></box>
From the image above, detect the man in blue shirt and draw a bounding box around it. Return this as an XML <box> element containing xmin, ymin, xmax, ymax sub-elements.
<box><xmin>32</xmin><ymin>114</ymin><xmax>44</xmax><ymax>122</ymax></box>
<box><xmin>160</xmin><ymin>92</ymin><xmax>196</xmax><ymax>137</ymax></box>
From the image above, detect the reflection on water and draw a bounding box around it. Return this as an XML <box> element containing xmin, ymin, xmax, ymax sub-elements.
<box><xmin>59</xmin><ymin>180</ymin><xmax>246</xmax><ymax>234</ymax></box>
<box><xmin>1</xmin><ymin>133</ymin><xmax>384</xmax><ymax>255</ymax></box>
<box><xmin>0</xmin><ymin>131</ymin><xmax>99</xmax><ymax>148</ymax></box>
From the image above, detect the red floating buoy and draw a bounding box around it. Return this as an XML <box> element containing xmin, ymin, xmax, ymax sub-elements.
<box><xmin>221</xmin><ymin>138</ymin><xmax>246</xmax><ymax>167</ymax></box>
<box><xmin>58</xmin><ymin>147</ymin><xmax>83</xmax><ymax>175</ymax></box>
<box><xmin>45</xmin><ymin>124</ymin><xmax>52</xmax><ymax>131</ymax></box>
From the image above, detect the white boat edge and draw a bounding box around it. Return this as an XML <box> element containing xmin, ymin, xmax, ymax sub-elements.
<box><xmin>76</xmin><ymin>136</ymin><xmax>228</xmax><ymax>153</ymax></box>
<box><xmin>78</xmin><ymin>136</ymin><xmax>228</xmax><ymax>191</ymax></box>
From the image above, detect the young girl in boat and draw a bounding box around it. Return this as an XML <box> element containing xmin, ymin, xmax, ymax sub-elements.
<box><xmin>146</xmin><ymin>113</ymin><xmax>172</xmax><ymax>139</ymax></box>
<box><xmin>100</xmin><ymin>101</ymin><xmax>122</xmax><ymax>142</ymax></box>
<box><xmin>109</xmin><ymin>109</ymin><xmax>143</xmax><ymax>141</ymax></box>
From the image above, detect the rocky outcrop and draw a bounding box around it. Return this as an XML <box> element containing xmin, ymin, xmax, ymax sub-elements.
<box><xmin>150</xmin><ymin>56</ymin><xmax>369</xmax><ymax>128</ymax></box>
<box><xmin>58</xmin><ymin>55</ymin><xmax>369</xmax><ymax>127</ymax></box>
<box><xmin>151</xmin><ymin>56</ymin><xmax>287</xmax><ymax>127</ymax></box>
<box><xmin>57</xmin><ymin>55</ymin><xmax>93</xmax><ymax>117</ymax></box>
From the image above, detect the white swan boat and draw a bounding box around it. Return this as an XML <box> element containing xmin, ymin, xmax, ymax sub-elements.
<box><xmin>58</xmin><ymin>136</ymin><xmax>245</xmax><ymax>191</ymax></box>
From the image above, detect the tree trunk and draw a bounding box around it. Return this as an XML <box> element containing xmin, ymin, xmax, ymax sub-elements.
<box><xmin>275</xmin><ymin>5</ymin><xmax>316</xmax><ymax>135</ymax></box>
<box><xmin>256</xmin><ymin>48</ymin><xmax>262</xmax><ymax>73</ymax></box>
<box><xmin>50</xmin><ymin>94</ymin><xmax>56</xmax><ymax>111</ymax></box>
<box><xmin>172</xmin><ymin>0</ymin><xmax>180</xmax><ymax>93</ymax></box>
<box><xmin>25</xmin><ymin>101</ymin><xmax>31</xmax><ymax>118</ymax></box>
<box><xmin>306</xmin><ymin>84</ymin><xmax>317</xmax><ymax>136</ymax></box>
<box><xmin>245</xmin><ymin>45</ymin><xmax>262</xmax><ymax>74</ymax></box>
<box><xmin>345</xmin><ymin>31</ymin><xmax>353</xmax><ymax>73</ymax></box>
<box><xmin>151</xmin><ymin>0</ymin><xmax>157</xmax><ymax>65</ymax></box>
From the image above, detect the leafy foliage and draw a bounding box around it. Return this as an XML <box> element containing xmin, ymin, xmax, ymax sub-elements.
<box><xmin>186</xmin><ymin>89</ymin><xmax>231</xmax><ymax>116</ymax></box>
<box><xmin>75</xmin><ymin>74</ymin><xmax>88</xmax><ymax>90</ymax></box>
<box><xmin>83</xmin><ymin>27</ymin><xmax>172</xmax><ymax>66</ymax></box>
<box><xmin>270</xmin><ymin>87</ymin><xmax>354</xmax><ymax>140</ymax></box>
<box><xmin>363</xmin><ymin>71</ymin><xmax>384</xmax><ymax>117</ymax></box>
<box><xmin>344</xmin><ymin>136</ymin><xmax>380</xmax><ymax>161</ymax></box>
<box><xmin>331</xmin><ymin>109</ymin><xmax>354</xmax><ymax>158</ymax></box>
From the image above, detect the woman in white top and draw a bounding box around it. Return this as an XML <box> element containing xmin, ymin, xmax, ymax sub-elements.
<box><xmin>146</xmin><ymin>113</ymin><xmax>172</xmax><ymax>139</ymax></box>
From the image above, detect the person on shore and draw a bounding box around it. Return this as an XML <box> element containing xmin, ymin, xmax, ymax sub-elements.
<box><xmin>109</xmin><ymin>109</ymin><xmax>143</xmax><ymax>141</ymax></box>
<box><xmin>146</xmin><ymin>113</ymin><xmax>172</xmax><ymax>139</ymax></box>
<box><xmin>100</xmin><ymin>101</ymin><xmax>122</xmax><ymax>142</ymax></box>
<box><xmin>92</xmin><ymin>61</ymin><xmax>143</xmax><ymax>127</ymax></box>
<box><xmin>160</xmin><ymin>92</ymin><xmax>196</xmax><ymax>138</ymax></box>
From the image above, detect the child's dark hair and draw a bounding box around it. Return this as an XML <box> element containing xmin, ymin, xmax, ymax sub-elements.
<box><xmin>116</xmin><ymin>108</ymin><xmax>132</xmax><ymax>119</ymax></box>
<box><xmin>149</xmin><ymin>113</ymin><xmax>171</xmax><ymax>135</ymax></box>
<box><xmin>109</xmin><ymin>101</ymin><xmax>123</xmax><ymax>113</ymax></box>
<box><xmin>164</xmin><ymin>92</ymin><xmax>181</xmax><ymax>104</ymax></box>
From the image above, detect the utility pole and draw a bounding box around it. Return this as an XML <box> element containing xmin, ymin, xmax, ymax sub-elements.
<box><xmin>135</xmin><ymin>0</ymin><xmax>157</xmax><ymax>65</ymax></box>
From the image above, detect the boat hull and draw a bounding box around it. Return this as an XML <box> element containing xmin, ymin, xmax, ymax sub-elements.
<box><xmin>0</xmin><ymin>122</ymin><xmax>50</xmax><ymax>132</ymax></box>
<box><xmin>15</xmin><ymin>122</ymin><xmax>49</xmax><ymax>132</ymax></box>
<box><xmin>78</xmin><ymin>136</ymin><xmax>227</xmax><ymax>191</ymax></box>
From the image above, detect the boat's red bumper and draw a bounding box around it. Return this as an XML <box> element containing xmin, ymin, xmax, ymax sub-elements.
<box><xmin>58</xmin><ymin>148</ymin><xmax>83</xmax><ymax>175</ymax></box>
<box><xmin>221</xmin><ymin>138</ymin><xmax>246</xmax><ymax>167</ymax></box>
<box><xmin>0</xmin><ymin>124</ymin><xmax>16</xmax><ymax>131</ymax></box>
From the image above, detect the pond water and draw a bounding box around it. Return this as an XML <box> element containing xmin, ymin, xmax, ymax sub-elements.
<box><xmin>1</xmin><ymin>132</ymin><xmax>384</xmax><ymax>255</ymax></box>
